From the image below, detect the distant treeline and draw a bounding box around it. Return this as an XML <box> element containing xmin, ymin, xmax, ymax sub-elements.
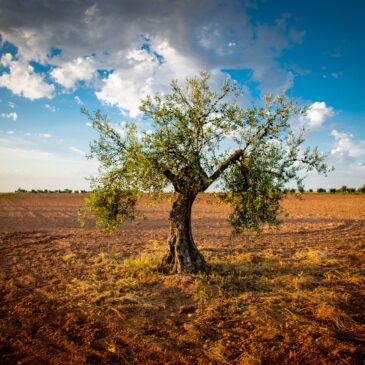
<box><xmin>15</xmin><ymin>188</ymin><xmax>88</xmax><ymax>194</ymax></box>
<box><xmin>284</xmin><ymin>184</ymin><xmax>365</xmax><ymax>194</ymax></box>
<box><xmin>15</xmin><ymin>185</ymin><xmax>365</xmax><ymax>194</ymax></box>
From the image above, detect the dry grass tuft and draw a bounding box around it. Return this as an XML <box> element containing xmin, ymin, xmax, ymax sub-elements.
<box><xmin>313</xmin><ymin>302</ymin><xmax>354</xmax><ymax>331</ymax></box>
<box><xmin>64</xmin><ymin>249</ymin><xmax>162</xmax><ymax>308</ymax></box>
<box><xmin>204</xmin><ymin>341</ymin><xmax>230</xmax><ymax>365</ymax></box>
<box><xmin>234</xmin><ymin>352</ymin><xmax>262</xmax><ymax>365</ymax></box>
<box><xmin>62</xmin><ymin>251</ymin><xmax>76</xmax><ymax>261</ymax></box>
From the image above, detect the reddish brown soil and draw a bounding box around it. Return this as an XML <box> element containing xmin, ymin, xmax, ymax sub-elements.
<box><xmin>0</xmin><ymin>193</ymin><xmax>364</xmax><ymax>364</ymax></box>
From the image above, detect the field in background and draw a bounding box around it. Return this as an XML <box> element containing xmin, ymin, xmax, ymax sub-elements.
<box><xmin>0</xmin><ymin>193</ymin><xmax>364</xmax><ymax>364</ymax></box>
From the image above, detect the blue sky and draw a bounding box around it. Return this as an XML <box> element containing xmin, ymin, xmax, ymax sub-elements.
<box><xmin>0</xmin><ymin>0</ymin><xmax>364</xmax><ymax>191</ymax></box>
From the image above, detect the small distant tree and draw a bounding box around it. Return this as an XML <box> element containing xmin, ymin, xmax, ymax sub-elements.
<box><xmin>329</xmin><ymin>188</ymin><xmax>337</xmax><ymax>194</ymax></box>
<box><xmin>81</xmin><ymin>73</ymin><xmax>328</xmax><ymax>273</ymax></box>
<box><xmin>317</xmin><ymin>188</ymin><xmax>327</xmax><ymax>193</ymax></box>
<box><xmin>339</xmin><ymin>185</ymin><xmax>348</xmax><ymax>193</ymax></box>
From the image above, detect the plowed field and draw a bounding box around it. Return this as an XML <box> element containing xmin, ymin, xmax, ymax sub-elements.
<box><xmin>0</xmin><ymin>193</ymin><xmax>364</xmax><ymax>364</ymax></box>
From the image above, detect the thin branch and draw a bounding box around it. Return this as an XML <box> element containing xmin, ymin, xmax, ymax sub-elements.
<box><xmin>241</xmin><ymin>108</ymin><xmax>283</xmax><ymax>156</ymax></box>
<box><xmin>172</xmin><ymin>82</ymin><xmax>193</xmax><ymax>110</ymax></box>
<box><xmin>197</xmin><ymin>89</ymin><xmax>230</xmax><ymax>125</ymax></box>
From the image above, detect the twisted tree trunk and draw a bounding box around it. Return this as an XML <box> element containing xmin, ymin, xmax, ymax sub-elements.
<box><xmin>160</xmin><ymin>192</ymin><xmax>208</xmax><ymax>273</ymax></box>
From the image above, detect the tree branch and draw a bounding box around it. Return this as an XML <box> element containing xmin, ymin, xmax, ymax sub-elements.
<box><xmin>163</xmin><ymin>169</ymin><xmax>177</xmax><ymax>182</ymax></box>
<box><xmin>197</xmin><ymin>89</ymin><xmax>230</xmax><ymax>124</ymax></box>
<box><xmin>241</xmin><ymin>109</ymin><xmax>282</xmax><ymax>156</ymax></box>
<box><xmin>172</xmin><ymin>83</ymin><xmax>193</xmax><ymax>110</ymax></box>
<box><xmin>204</xmin><ymin>148</ymin><xmax>244</xmax><ymax>189</ymax></box>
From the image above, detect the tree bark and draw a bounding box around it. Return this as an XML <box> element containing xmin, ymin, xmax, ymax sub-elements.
<box><xmin>160</xmin><ymin>192</ymin><xmax>208</xmax><ymax>274</ymax></box>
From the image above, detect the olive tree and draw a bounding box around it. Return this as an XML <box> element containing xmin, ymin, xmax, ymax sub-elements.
<box><xmin>81</xmin><ymin>72</ymin><xmax>328</xmax><ymax>274</ymax></box>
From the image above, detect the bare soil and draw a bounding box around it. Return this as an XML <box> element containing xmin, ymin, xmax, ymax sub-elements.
<box><xmin>0</xmin><ymin>193</ymin><xmax>364</xmax><ymax>364</ymax></box>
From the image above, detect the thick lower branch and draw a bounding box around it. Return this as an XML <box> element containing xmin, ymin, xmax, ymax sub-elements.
<box><xmin>204</xmin><ymin>149</ymin><xmax>244</xmax><ymax>190</ymax></box>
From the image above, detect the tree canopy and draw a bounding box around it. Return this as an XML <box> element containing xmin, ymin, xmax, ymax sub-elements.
<box><xmin>80</xmin><ymin>72</ymin><xmax>329</xmax><ymax>273</ymax></box>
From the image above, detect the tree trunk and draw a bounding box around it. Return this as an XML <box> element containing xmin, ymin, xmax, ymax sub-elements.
<box><xmin>160</xmin><ymin>192</ymin><xmax>208</xmax><ymax>274</ymax></box>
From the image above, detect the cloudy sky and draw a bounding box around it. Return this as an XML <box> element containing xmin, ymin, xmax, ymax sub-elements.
<box><xmin>0</xmin><ymin>0</ymin><xmax>364</xmax><ymax>191</ymax></box>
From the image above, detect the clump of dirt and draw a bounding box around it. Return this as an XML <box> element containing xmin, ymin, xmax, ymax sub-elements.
<box><xmin>0</xmin><ymin>193</ymin><xmax>364</xmax><ymax>364</ymax></box>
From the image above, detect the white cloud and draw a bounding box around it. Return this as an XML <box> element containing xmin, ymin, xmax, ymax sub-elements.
<box><xmin>39</xmin><ymin>133</ymin><xmax>52</xmax><ymax>139</ymax></box>
<box><xmin>0</xmin><ymin>53</ymin><xmax>13</xmax><ymax>67</ymax></box>
<box><xmin>44</xmin><ymin>104</ymin><xmax>56</xmax><ymax>112</ymax></box>
<box><xmin>96</xmin><ymin>41</ymin><xmax>202</xmax><ymax>116</ymax></box>
<box><xmin>304</xmin><ymin>131</ymin><xmax>365</xmax><ymax>190</ymax></box>
<box><xmin>0</xmin><ymin>53</ymin><xmax>54</xmax><ymax>100</ymax></box>
<box><xmin>69</xmin><ymin>146</ymin><xmax>85</xmax><ymax>155</ymax></box>
<box><xmin>330</xmin><ymin>129</ymin><xmax>365</xmax><ymax>158</ymax></box>
<box><xmin>291</xmin><ymin>128</ymin><xmax>365</xmax><ymax>190</ymax></box>
<box><xmin>291</xmin><ymin>101</ymin><xmax>334</xmax><ymax>132</ymax></box>
<box><xmin>8</xmin><ymin>102</ymin><xmax>15</xmax><ymax>109</ymax></box>
<box><xmin>306</xmin><ymin>102</ymin><xmax>334</xmax><ymax>127</ymax></box>
<box><xmin>51</xmin><ymin>56</ymin><xmax>97</xmax><ymax>89</ymax></box>
<box><xmin>6</xmin><ymin>130</ymin><xmax>14</xmax><ymax>134</ymax></box>
<box><xmin>1</xmin><ymin>112</ymin><xmax>18</xmax><ymax>121</ymax></box>
<box><xmin>0</xmin><ymin>1</ymin><xmax>305</xmax><ymax>110</ymax></box>
<box><xmin>74</xmin><ymin>96</ymin><xmax>83</xmax><ymax>105</ymax></box>
<box><xmin>96</xmin><ymin>71</ymin><xmax>152</xmax><ymax>117</ymax></box>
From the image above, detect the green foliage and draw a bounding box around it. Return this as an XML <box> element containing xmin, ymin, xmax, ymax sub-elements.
<box><xmin>82</xmin><ymin>72</ymin><xmax>330</xmax><ymax>233</ymax></box>
<box><xmin>79</xmin><ymin>188</ymin><xmax>137</xmax><ymax>233</ymax></box>
<box><xmin>224</xmin><ymin>189</ymin><xmax>283</xmax><ymax>233</ymax></box>
<box><xmin>317</xmin><ymin>188</ymin><xmax>327</xmax><ymax>193</ymax></box>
